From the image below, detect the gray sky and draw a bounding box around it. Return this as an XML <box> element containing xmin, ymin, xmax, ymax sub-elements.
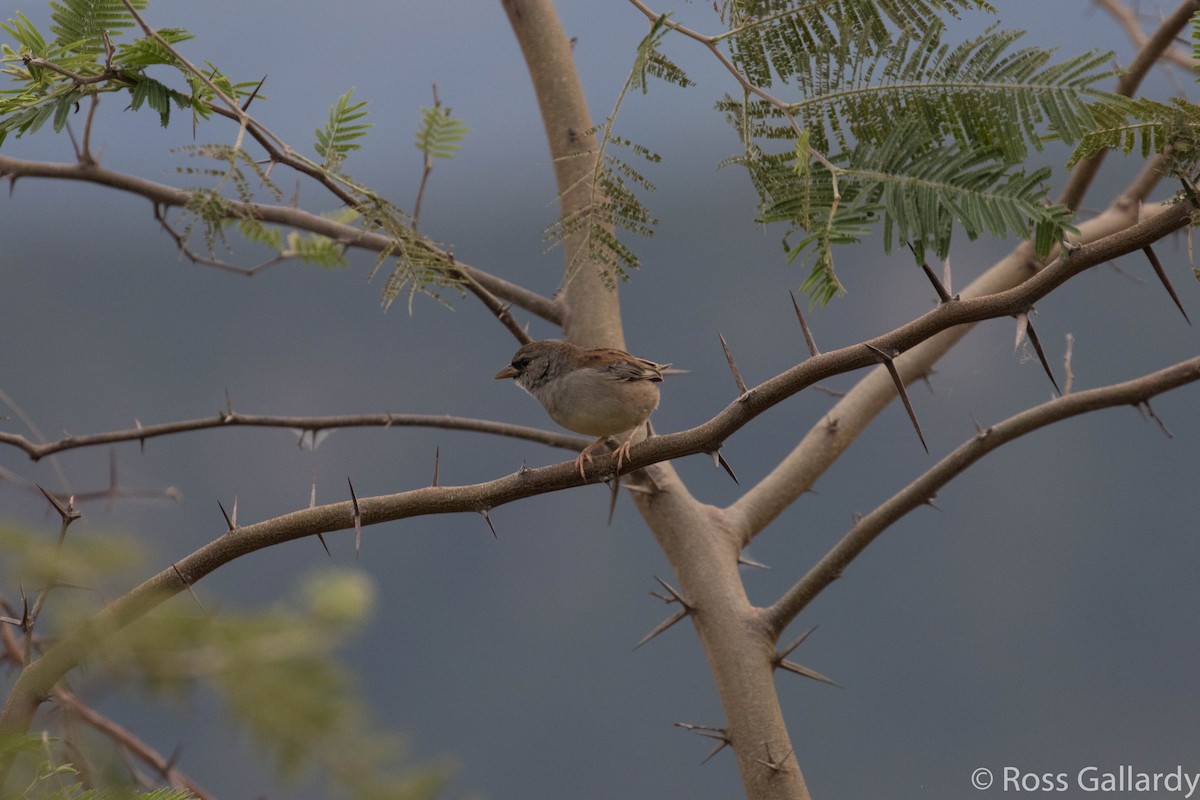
<box><xmin>3</xmin><ymin>2</ymin><xmax>1200</xmax><ymax>798</ymax></box>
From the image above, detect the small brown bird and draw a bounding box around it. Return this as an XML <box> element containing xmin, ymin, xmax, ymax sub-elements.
<box><xmin>495</xmin><ymin>339</ymin><xmax>668</xmax><ymax>479</ymax></box>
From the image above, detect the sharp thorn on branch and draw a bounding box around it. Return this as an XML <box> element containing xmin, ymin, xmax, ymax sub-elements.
<box><xmin>907</xmin><ymin>243</ymin><xmax>952</xmax><ymax>303</ymax></box>
<box><xmin>348</xmin><ymin>477</ymin><xmax>362</xmax><ymax>560</ymax></box>
<box><xmin>633</xmin><ymin>608</ymin><xmax>689</xmax><ymax>651</ymax></box>
<box><xmin>773</xmin><ymin>629</ymin><xmax>840</xmax><ymax>687</ymax></box>
<box><xmin>674</xmin><ymin>722</ymin><xmax>731</xmax><ymax>764</ymax></box>
<box><xmin>1021</xmin><ymin>316</ymin><xmax>1062</xmax><ymax>396</ymax></box>
<box><xmin>789</xmin><ymin>291</ymin><xmax>821</xmax><ymax>357</ymax></box>
<box><xmin>717</xmin><ymin>332</ymin><xmax>749</xmax><ymax>396</ymax></box>
<box><xmin>1141</xmin><ymin>246</ymin><xmax>1192</xmax><ymax>325</ymax></box>
<box><xmin>738</xmin><ymin>552</ymin><xmax>770</xmax><ymax>570</ymax></box>
<box><xmin>241</xmin><ymin>74</ymin><xmax>267</xmax><ymax>111</ymax></box>
<box><xmin>480</xmin><ymin>508</ymin><xmax>498</xmax><ymax>538</ymax></box>
<box><xmin>1139</xmin><ymin>400</ymin><xmax>1174</xmax><ymax>438</ymax></box>
<box><xmin>172</xmin><ymin>564</ymin><xmax>207</xmax><ymax>615</ymax></box>
<box><xmin>432</xmin><ymin>446</ymin><xmax>440</xmax><ymax>487</ymax></box>
<box><xmin>607</xmin><ymin>477</ymin><xmax>620</xmax><ymax>526</ymax></box>
<box><xmin>217</xmin><ymin>499</ymin><xmax>235</xmax><ymax>532</ymax></box>
<box><xmin>864</xmin><ymin>343</ymin><xmax>928</xmax><ymax>453</ymax></box>
<box><xmin>709</xmin><ymin>448</ymin><xmax>739</xmax><ymax>484</ymax></box>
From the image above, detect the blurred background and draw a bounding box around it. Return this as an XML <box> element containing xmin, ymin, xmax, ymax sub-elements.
<box><xmin>3</xmin><ymin>1</ymin><xmax>1199</xmax><ymax>797</ymax></box>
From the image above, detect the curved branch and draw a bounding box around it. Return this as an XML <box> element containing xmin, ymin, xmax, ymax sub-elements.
<box><xmin>1</xmin><ymin>189</ymin><xmax>1194</xmax><ymax>749</ymax></box>
<box><xmin>0</xmin><ymin>412</ymin><xmax>585</xmax><ymax>461</ymax></box>
<box><xmin>763</xmin><ymin>354</ymin><xmax>1200</xmax><ymax>639</ymax></box>
<box><xmin>724</xmin><ymin>157</ymin><xmax>1175</xmax><ymax>542</ymax></box>
<box><xmin>0</xmin><ymin>155</ymin><xmax>561</xmax><ymax>323</ymax></box>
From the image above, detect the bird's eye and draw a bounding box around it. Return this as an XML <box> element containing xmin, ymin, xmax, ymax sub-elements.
<box><xmin>513</xmin><ymin>358</ymin><xmax>529</xmax><ymax>370</ymax></box>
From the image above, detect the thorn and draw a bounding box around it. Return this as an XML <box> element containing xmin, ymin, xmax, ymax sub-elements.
<box><xmin>634</xmin><ymin>609</ymin><xmax>689</xmax><ymax>651</ymax></box>
<box><xmin>217</xmin><ymin>500</ymin><xmax>234</xmax><ymax>531</ymax></box>
<box><xmin>1142</xmin><ymin>246</ymin><xmax>1192</xmax><ymax>325</ymax></box>
<box><xmin>36</xmin><ymin>484</ymin><xmax>81</xmax><ymax>525</ymax></box>
<box><xmin>223</xmin><ymin>388</ymin><xmax>234</xmax><ymax>420</ymax></box>
<box><xmin>738</xmin><ymin>552</ymin><xmax>771</xmax><ymax>569</ymax></box>
<box><xmin>431</xmin><ymin>446</ymin><xmax>440</xmax><ymax>487</ymax></box>
<box><xmin>756</xmin><ymin>743</ymin><xmax>795</xmax><ymax>773</ymax></box>
<box><xmin>864</xmin><ymin>343</ymin><xmax>928</xmax><ymax>453</ymax></box>
<box><xmin>240</xmin><ymin>74</ymin><xmax>267</xmax><ymax>111</ymax></box>
<box><xmin>1138</xmin><ymin>400</ymin><xmax>1174</xmax><ymax>438</ymax></box>
<box><xmin>480</xmin><ymin>508</ymin><xmax>498</xmax><ymax>538</ymax></box>
<box><xmin>634</xmin><ymin>576</ymin><xmax>693</xmax><ymax>651</ymax></box>
<box><xmin>709</xmin><ymin>449</ymin><xmax>739</xmax><ymax>484</ymax></box>
<box><xmin>313</xmin><ymin>472</ymin><xmax>330</xmax><ymax>556</ymax></box>
<box><xmin>172</xmin><ymin>564</ymin><xmax>207</xmax><ymax>615</ymax></box>
<box><xmin>717</xmin><ymin>332</ymin><xmax>748</xmax><ymax>395</ymax></box>
<box><xmin>774</xmin><ymin>627</ymin><xmax>839</xmax><ymax>686</ymax></box>
<box><xmin>164</xmin><ymin>744</ymin><xmax>183</xmax><ymax>774</ymax></box>
<box><xmin>607</xmin><ymin>477</ymin><xmax>620</xmax><ymax>526</ymax></box>
<box><xmin>777</xmin><ymin>659</ymin><xmax>841</xmax><ymax>687</ymax></box>
<box><xmin>924</xmin><ymin>495</ymin><xmax>942</xmax><ymax>511</ymax></box>
<box><xmin>789</xmin><ymin>291</ymin><xmax>820</xmax><ymax>357</ymax></box>
<box><xmin>135</xmin><ymin>417</ymin><xmax>145</xmax><ymax>453</ymax></box>
<box><xmin>907</xmin><ymin>243</ymin><xmax>952</xmax><ymax>303</ymax></box>
<box><xmin>348</xmin><ymin>478</ymin><xmax>362</xmax><ymax>560</ymax></box>
<box><xmin>674</xmin><ymin>722</ymin><xmax>731</xmax><ymax>764</ymax></box>
<box><xmin>1013</xmin><ymin>312</ymin><xmax>1029</xmax><ymax>353</ymax></box>
<box><xmin>811</xmin><ymin>383</ymin><xmax>846</xmax><ymax>398</ymax></box>
<box><xmin>1021</xmin><ymin>316</ymin><xmax>1062</xmax><ymax>395</ymax></box>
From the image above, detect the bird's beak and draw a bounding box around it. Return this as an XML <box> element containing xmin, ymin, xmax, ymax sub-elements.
<box><xmin>494</xmin><ymin>366</ymin><xmax>519</xmax><ymax>380</ymax></box>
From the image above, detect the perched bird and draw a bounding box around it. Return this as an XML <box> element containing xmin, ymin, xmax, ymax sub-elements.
<box><xmin>495</xmin><ymin>339</ymin><xmax>668</xmax><ymax>479</ymax></box>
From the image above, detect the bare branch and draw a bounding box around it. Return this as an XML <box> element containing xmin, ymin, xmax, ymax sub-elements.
<box><xmin>0</xmin><ymin>411</ymin><xmax>586</xmax><ymax>461</ymax></box>
<box><xmin>764</xmin><ymin>354</ymin><xmax>1200</xmax><ymax>638</ymax></box>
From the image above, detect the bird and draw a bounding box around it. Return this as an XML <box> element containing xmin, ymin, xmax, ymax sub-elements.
<box><xmin>495</xmin><ymin>339</ymin><xmax>669</xmax><ymax>480</ymax></box>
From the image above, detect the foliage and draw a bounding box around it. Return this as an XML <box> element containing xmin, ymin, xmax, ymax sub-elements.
<box><xmin>712</xmin><ymin>9</ymin><xmax>1127</xmax><ymax>300</ymax></box>
<box><xmin>1</xmin><ymin>524</ymin><xmax>445</xmax><ymax>800</ymax></box>
<box><xmin>413</xmin><ymin>103</ymin><xmax>468</xmax><ymax>161</ymax></box>
<box><xmin>315</xmin><ymin>88</ymin><xmax>372</xmax><ymax>172</ymax></box>
<box><xmin>545</xmin><ymin>16</ymin><xmax>686</xmax><ymax>286</ymax></box>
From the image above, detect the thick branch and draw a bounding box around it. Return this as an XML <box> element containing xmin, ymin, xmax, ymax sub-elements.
<box><xmin>763</xmin><ymin>354</ymin><xmax>1200</xmax><ymax>637</ymax></box>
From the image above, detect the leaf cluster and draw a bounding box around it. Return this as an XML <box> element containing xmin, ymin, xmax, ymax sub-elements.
<box><xmin>712</xmin><ymin>2</ymin><xmax>1129</xmax><ymax>301</ymax></box>
<box><xmin>0</xmin><ymin>2</ymin><xmax>262</xmax><ymax>143</ymax></box>
<box><xmin>315</xmin><ymin>88</ymin><xmax>372</xmax><ymax>172</ymax></box>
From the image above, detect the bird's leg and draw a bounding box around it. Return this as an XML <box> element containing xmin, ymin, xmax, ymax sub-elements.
<box><xmin>611</xmin><ymin>429</ymin><xmax>640</xmax><ymax>474</ymax></box>
<box><xmin>574</xmin><ymin>436</ymin><xmax>609</xmax><ymax>481</ymax></box>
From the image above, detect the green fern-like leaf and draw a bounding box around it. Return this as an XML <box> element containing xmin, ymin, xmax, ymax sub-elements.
<box><xmin>546</xmin><ymin>137</ymin><xmax>662</xmax><ymax>286</ymax></box>
<box><xmin>721</xmin><ymin>0</ymin><xmax>992</xmax><ymax>88</ymax></box>
<box><xmin>414</xmin><ymin>104</ymin><xmax>468</xmax><ymax>159</ymax></box>
<box><xmin>49</xmin><ymin>0</ymin><xmax>147</xmax><ymax>56</ymax></box>
<box><xmin>780</xmin><ymin>23</ymin><xmax>1119</xmax><ymax>159</ymax></box>
<box><xmin>314</xmin><ymin>88</ymin><xmax>371</xmax><ymax>171</ymax></box>
<box><xmin>126</xmin><ymin>75</ymin><xmax>190</xmax><ymax>127</ymax></box>
<box><xmin>114</xmin><ymin>27</ymin><xmax>193</xmax><ymax>68</ymax></box>
<box><xmin>630</xmin><ymin>15</ymin><xmax>694</xmax><ymax>94</ymax></box>
<box><xmin>754</xmin><ymin>118</ymin><xmax>1076</xmax><ymax>301</ymax></box>
<box><xmin>1070</xmin><ymin>96</ymin><xmax>1200</xmax><ymax>178</ymax></box>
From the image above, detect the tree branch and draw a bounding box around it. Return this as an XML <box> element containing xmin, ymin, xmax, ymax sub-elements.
<box><xmin>0</xmin><ymin>411</ymin><xmax>584</xmax><ymax>461</ymax></box>
<box><xmin>0</xmin><ymin>155</ymin><xmax>561</xmax><ymax>324</ymax></box>
<box><xmin>1059</xmin><ymin>0</ymin><xmax>1200</xmax><ymax>212</ymax></box>
<box><xmin>763</xmin><ymin>353</ymin><xmax>1200</xmax><ymax>638</ymax></box>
